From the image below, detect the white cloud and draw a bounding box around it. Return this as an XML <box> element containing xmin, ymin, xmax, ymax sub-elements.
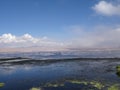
<box><xmin>0</xmin><ymin>33</ymin><xmax>16</xmax><ymax>43</ymax></box>
<box><xmin>21</xmin><ymin>34</ymin><xmax>38</xmax><ymax>43</ymax></box>
<box><xmin>1</xmin><ymin>27</ymin><xmax>120</xmax><ymax>51</ymax></box>
<box><xmin>0</xmin><ymin>33</ymin><xmax>65</xmax><ymax>50</ymax></box>
<box><xmin>67</xmin><ymin>25</ymin><xmax>120</xmax><ymax>49</ymax></box>
<box><xmin>0</xmin><ymin>33</ymin><xmax>37</xmax><ymax>44</ymax></box>
<box><xmin>92</xmin><ymin>1</ymin><xmax>120</xmax><ymax>16</ymax></box>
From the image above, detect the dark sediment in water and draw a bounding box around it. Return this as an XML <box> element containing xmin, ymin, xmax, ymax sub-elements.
<box><xmin>0</xmin><ymin>57</ymin><xmax>120</xmax><ymax>65</ymax></box>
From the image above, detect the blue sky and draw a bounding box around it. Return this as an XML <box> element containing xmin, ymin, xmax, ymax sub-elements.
<box><xmin>0</xmin><ymin>0</ymin><xmax>120</xmax><ymax>50</ymax></box>
<box><xmin>0</xmin><ymin>0</ymin><xmax>105</xmax><ymax>37</ymax></box>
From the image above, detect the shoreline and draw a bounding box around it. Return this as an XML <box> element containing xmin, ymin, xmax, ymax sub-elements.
<box><xmin>0</xmin><ymin>57</ymin><xmax>120</xmax><ymax>65</ymax></box>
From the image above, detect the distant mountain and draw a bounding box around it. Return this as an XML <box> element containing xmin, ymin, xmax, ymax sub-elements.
<box><xmin>0</xmin><ymin>46</ymin><xmax>67</xmax><ymax>53</ymax></box>
<box><xmin>1</xmin><ymin>46</ymin><xmax>120</xmax><ymax>53</ymax></box>
<box><xmin>67</xmin><ymin>47</ymin><xmax>120</xmax><ymax>51</ymax></box>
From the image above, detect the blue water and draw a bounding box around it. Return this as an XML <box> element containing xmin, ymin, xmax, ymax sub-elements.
<box><xmin>0</xmin><ymin>50</ymin><xmax>120</xmax><ymax>59</ymax></box>
<box><xmin>0</xmin><ymin>51</ymin><xmax>120</xmax><ymax>90</ymax></box>
<box><xmin>0</xmin><ymin>59</ymin><xmax>120</xmax><ymax>90</ymax></box>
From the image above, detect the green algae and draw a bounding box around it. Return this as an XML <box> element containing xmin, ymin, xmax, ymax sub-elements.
<box><xmin>116</xmin><ymin>65</ymin><xmax>120</xmax><ymax>71</ymax></box>
<box><xmin>116</xmin><ymin>65</ymin><xmax>120</xmax><ymax>72</ymax></box>
<box><xmin>69</xmin><ymin>80</ymin><xmax>88</xmax><ymax>85</ymax></box>
<box><xmin>0</xmin><ymin>83</ymin><xmax>5</xmax><ymax>88</ymax></box>
<box><xmin>29</xmin><ymin>79</ymin><xmax>120</xmax><ymax>90</ymax></box>
<box><xmin>90</xmin><ymin>81</ymin><xmax>104</xmax><ymax>89</ymax></box>
<box><xmin>108</xmin><ymin>84</ymin><xmax>120</xmax><ymax>90</ymax></box>
<box><xmin>68</xmin><ymin>80</ymin><xmax>104</xmax><ymax>90</ymax></box>
<box><xmin>30</xmin><ymin>87</ymin><xmax>42</xmax><ymax>90</ymax></box>
<box><xmin>44</xmin><ymin>82</ymin><xmax>64</xmax><ymax>87</ymax></box>
<box><xmin>116</xmin><ymin>65</ymin><xmax>120</xmax><ymax>77</ymax></box>
<box><xmin>29</xmin><ymin>83</ymin><xmax>64</xmax><ymax>90</ymax></box>
<box><xmin>42</xmin><ymin>80</ymin><xmax>105</xmax><ymax>89</ymax></box>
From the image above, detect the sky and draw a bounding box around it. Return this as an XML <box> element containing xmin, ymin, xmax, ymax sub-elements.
<box><xmin>0</xmin><ymin>0</ymin><xmax>120</xmax><ymax>51</ymax></box>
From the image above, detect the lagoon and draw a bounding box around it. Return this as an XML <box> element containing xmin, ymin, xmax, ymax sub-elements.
<box><xmin>0</xmin><ymin>57</ymin><xmax>120</xmax><ymax>90</ymax></box>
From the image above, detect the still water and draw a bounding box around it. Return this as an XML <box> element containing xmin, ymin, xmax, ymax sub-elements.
<box><xmin>0</xmin><ymin>58</ymin><xmax>120</xmax><ymax>90</ymax></box>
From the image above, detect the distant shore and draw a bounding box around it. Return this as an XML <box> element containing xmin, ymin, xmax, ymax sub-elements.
<box><xmin>0</xmin><ymin>57</ymin><xmax>120</xmax><ymax>65</ymax></box>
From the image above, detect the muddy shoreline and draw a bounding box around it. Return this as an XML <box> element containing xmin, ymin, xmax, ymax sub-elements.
<box><xmin>0</xmin><ymin>57</ymin><xmax>120</xmax><ymax>65</ymax></box>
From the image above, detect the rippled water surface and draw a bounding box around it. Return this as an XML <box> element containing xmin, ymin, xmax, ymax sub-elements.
<box><xmin>0</xmin><ymin>58</ymin><xmax>120</xmax><ymax>90</ymax></box>
<box><xmin>0</xmin><ymin>51</ymin><xmax>120</xmax><ymax>90</ymax></box>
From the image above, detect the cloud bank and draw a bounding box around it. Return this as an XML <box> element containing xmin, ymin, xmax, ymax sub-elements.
<box><xmin>1</xmin><ymin>26</ymin><xmax>120</xmax><ymax>52</ymax></box>
<box><xmin>68</xmin><ymin>25</ymin><xmax>120</xmax><ymax>49</ymax></box>
<box><xmin>1</xmin><ymin>26</ymin><xmax>120</xmax><ymax>51</ymax></box>
<box><xmin>92</xmin><ymin>1</ymin><xmax>120</xmax><ymax>16</ymax></box>
<box><xmin>0</xmin><ymin>33</ymin><xmax>65</xmax><ymax>51</ymax></box>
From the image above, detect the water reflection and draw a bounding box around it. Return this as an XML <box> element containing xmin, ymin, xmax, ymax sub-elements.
<box><xmin>0</xmin><ymin>59</ymin><xmax>120</xmax><ymax>90</ymax></box>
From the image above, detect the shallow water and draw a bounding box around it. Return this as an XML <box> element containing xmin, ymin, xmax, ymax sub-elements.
<box><xmin>0</xmin><ymin>50</ymin><xmax>120</xmax><ymax>60</ymax></box>
<box><xmin>0</xmin><ymin>58</ymin><xmax>120</xmax><ymax>90</ymax></box>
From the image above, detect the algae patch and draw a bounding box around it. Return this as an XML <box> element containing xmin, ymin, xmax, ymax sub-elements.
<box><xmin>69</xmin><ymin>80</ymin><xmax>88</xmax><ymax>85</ymax></box>
<box><xmin>40</xmin><ymin>80</ymin><xmax>105</xmax><ymax>90</ymax></box>
<box><xmin>116</xmin><ymin>65</ymin><xmax>120</xmax><ymax>77</ymax></box>
<box><xmin>108</xmin><ymin>84</ymin><xmax>120</xmax><ymax>90</ymax></box>
<box><xmin>44</xmin><ymin>82</ymin><xmax>64</xmax><ymax>87</ymax></box>
<box><xmin>68</xmin><ymin>80</ymin><xmax>104</xmax><ymax>90</ymax></box>
<box><xmin>90</xmin><ymin>81</ymin><xmax>104</xmax><ymax>89</ymax></box>
<box><xmin>30</xmin><ymin>87</ymin><xmax>42</xmax><ymax>90</ymax></box>
<box><xmin>0</xmin><ymin>83</ymin><xmax>5</xmax><ymax>88</ymax></box>
<box><xmin>29</xmin><ymin>79</ymin><xmax>120</xmax><ymax>90</ymax></box>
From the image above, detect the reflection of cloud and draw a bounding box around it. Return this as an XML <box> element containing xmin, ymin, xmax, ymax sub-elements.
<box><xmin>24</xmin><ymin>66</ymin><xmax>32</xmax><ymax>70</ymax></box>
<box><xmin>0</xmin><ymin>65</ymin><xmax>33</xmax><ymax>75</ymax></box>
<box><xmin>92</xmin><ymin>1</ymin><xmax>120</xmax><ymax>16</ymax></box>
<box><xmin>0</xmin><ymin>66</ymin><xmax>17</xmax><ymax>75</ymax></box>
